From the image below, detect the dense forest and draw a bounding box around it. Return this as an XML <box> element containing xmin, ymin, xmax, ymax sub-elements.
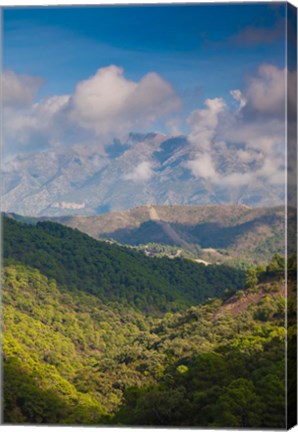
<box><xmin>3</xmin><ymin>217</ymin><xmax>244</xmax><ymax>313</ymax></box>
<box><xmin>2</xmin><ymin>216</ymin><xmax>296</xmax><ymax>427</ymax></box>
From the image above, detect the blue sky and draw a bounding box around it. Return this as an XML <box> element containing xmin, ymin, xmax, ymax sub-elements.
<box><xmin>3</xmin><ymin>3</ymin><xmax>286</xmax><ymax>112</ymax></box>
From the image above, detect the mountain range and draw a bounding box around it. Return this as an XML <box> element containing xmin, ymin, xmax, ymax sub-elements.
<box><xmin>2</xmin><ymin>133</ymin><xmax>285</xmax><ymax>217</ymax></box>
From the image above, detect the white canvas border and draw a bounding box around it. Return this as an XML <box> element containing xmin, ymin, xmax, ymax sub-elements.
<box><xmin>0</xmin><ymin>1</ymin><xmax>297</xmax><ymax>432</ymax></box>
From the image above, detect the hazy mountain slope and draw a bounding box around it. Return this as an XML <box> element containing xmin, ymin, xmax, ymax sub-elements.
<box><xmin>48</xmin><ymin>204</ymin><xmax>287</xmax><ymax>263</ymax></box>
<box><xmin>2</xmin><ymin>133</ymin><xmax>284</xmax><ymax>216</ymax></box>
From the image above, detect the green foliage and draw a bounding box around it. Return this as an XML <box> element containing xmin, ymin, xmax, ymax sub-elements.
<box><xmin>2</xmin><ymin>216</ymin><xmax>287</xmax><ymax>427</ymax></box>
<box><xmin>245</xmin><ymin>268</ymin><xmax>258</xmax><ymax>290</ymax></box>
<box><xmin>3</xmin><ymin>357</ymin><xmax>70</xmax><ymax>424</ymax></box>
<box><xmin>212</xmin><ymin>378</ymin><xmax>265</xmax><ymax>427</ymax></box>
<box><xmin>3</xmin><ymin>217</ymin><xmax>244</xmax><ymax>313</ymax></box>
<box><xmin>235</xmin><ymin>290</ymin><xmax>245</xmax><ymax>300</ymax></box>
<box><xmin>176</xmin><ymin>365</ymin><xmax>189</xmax><ymax>374</ymax></box>
<box><xmin>267</xmin><ymin>253</ymin><xmax>285</xmax><ymax>276</ymax></box>
<box><xmin>115</xmin><ymin>335</ymin><xmax>285</xmax><ymax>428</ymax></box>
<box><xmin>2</xmin><ymin>264</ymin><xmax>152</xmax><ymax>422</ymax></box>
<box><xmin>3</xmin><ymin>261</ymin><xmax>286</xmax><ymax>427</ymax></box>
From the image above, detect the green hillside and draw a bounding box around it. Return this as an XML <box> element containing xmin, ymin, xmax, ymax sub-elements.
<box><xmin>2</xmin><ymin>215</ymin><xmax>294</xmax><ymax>427</ymax></box>
<box><xmin>3</xmin><ymin>216</ymin><xmax>244</xmax><ymax>313</ymax></box>
<box><xmin>3</xmin><ymin>262</ymin><xmax>290</xmax><ymax>427</ymax></box>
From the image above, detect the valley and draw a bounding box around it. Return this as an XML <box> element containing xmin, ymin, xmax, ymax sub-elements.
<box><xmin>2</xmin><ymin>215</ymin><xmax>295</xmax><ymax>427</ymax></box>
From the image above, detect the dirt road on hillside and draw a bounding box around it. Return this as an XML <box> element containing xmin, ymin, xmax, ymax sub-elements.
<box><xmin>148</xmin><ymin>205</ymin><xmax>190</xmax><ymax>249</ymax></box>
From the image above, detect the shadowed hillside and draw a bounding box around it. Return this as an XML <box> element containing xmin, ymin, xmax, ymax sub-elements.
<box><xmin>42</xmin><ymin>204</ymin><xmax>289</xmax><ymax>264</ymax></box>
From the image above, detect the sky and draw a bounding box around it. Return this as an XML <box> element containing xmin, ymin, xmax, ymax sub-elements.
<box><xmin>3</xmin><ymin>4</ymin><xmax>287</xmax><ymax>104</ymax></box>
<box><xmin>2</xmin><ymin>2</ymin><xmax>296</xmax><ymax>189</ymax></box>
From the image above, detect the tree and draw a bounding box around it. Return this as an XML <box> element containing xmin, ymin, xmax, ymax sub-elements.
<box><xmin>212</xmin><ymin>379</ymin><xmax>265</xmax><ymax>428</ymax></box>
<box><xmin>267</xmin><ymin>254</ymin><xmax>285</xmax><ymax>276</ymax></box>
<box><xmin>245</xmin><ymin>268</ymin><xmax>258</xmax><ymax>290</ymax></box>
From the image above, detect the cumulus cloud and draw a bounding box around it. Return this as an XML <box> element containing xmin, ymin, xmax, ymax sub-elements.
<box><xmin>243</xmin><ymin>64</ymin><xmax>286</xmax><ymax>118</ymax></box>
<box><xmin>185</xmin><ymin>98</ymin><xmax>226</xmax><ymax>179</ymax></box>
<box><xmin>2</xmin><ymin>63</ymin><xmax>289</xmax><ymax>194</ymax></box>
<box><xmin>185</xmin><ymin>64</ymin><xmax>287</xmax><ymax>188</ymax></box>
<box><xmin>245</xmin><ymin>66</ymin><xmax>297</xmax><ymax>124</ymax></box>
<box><xmin>188</xmin><ymin>98</ymin><xmax>226</xmax><ymax>131</ymax></box>
<box><xmin>3</xmin><ymin>66</ymin><xmax>181</xmax><ymax>158</ymax></box>
<box><xmin>68</xmin><ymin>66</ymin><xmax>136</xmax><ymax>133</ymax></box>
<box><xmin>35</xmin><ymin>94</ymin><xmax>70</xmax><ymax>116</ymax></box>
<box><xmin>187</xmin><ymin>98</ymin><xmax>226</xmax><ymax>151</ymax></box>
<box><xmin>3</xmin><ymin>93</ymin><xmax>71</xmax><ymax>156</ymax></box>
<box><xmin>124</xmin><ymin>161</ymin><xmax>154</xmax><ymax>182</ymax></box>
<box><xmin>67</xmin><ymin>66</ymin><xmax>181</xmax><ymax>135</ymax></box>
<box><xmin>3</xmin><ymin>70</ymin><xmax>43</xmax><ymax>108</ymax></box>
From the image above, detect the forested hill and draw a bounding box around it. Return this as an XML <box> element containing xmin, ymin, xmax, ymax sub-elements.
<box><xmin>3</xmin><ymin>263</ymin><xmax>289</xmax><ymax>426</ymax></box>
<box><xmin>46</xmin><ymin>204</ymin><xmax>288</xmax><ymax>263</ymax></box>
<box><xmin>4</xmin><ymin>204</ymin><xmax>291</xmax><ymax>264</ymax></box>
<box><xmin>3</xmin><ymin>217</ymin><xmax>244</xmax><ymax>314</ymax></box>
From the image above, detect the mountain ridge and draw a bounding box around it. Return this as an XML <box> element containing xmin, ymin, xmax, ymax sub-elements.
<box><xmin>2</xmin><ymin>133</ymin><xmax>285</xmax><ymax>216</ymax></box>
<box><xmin>13</xmin><ymin>203</ymin><xmax>285</xmax><ymax>264</ymax></box>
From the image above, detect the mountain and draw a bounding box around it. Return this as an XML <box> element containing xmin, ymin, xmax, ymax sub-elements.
<box><xmin>41</xmin><ymin>204</ymin><xmax>288</xmax><ymax>264</ymax></box>
<box><xmin>2</xmin><ymin>133</ymin><xmax>284</xmax><ymax>216</ymax></box>
<box><xmin>3</xmin><ymin>216</ymin><xmax>244</xmax><ymax>314</ymax></box>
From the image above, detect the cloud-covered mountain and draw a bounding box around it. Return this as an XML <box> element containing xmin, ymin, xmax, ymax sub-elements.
<box><xmin>2</xmin><ymin>64</ymin><xmax>290</xmax><ymax>217</ymax></box>
<box><xmin>2</xmin><ymin>132</ymin><xmax>285</xmax><ymax>217</ymax></box>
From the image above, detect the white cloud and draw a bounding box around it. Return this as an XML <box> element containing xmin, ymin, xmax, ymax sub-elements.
<box><xmin>3</xmin><ymin>93</ymin><xmax>71</xmax><ymax>155</ymax></box>
<box><xmin>3</xmin><ymin>66</ymin><xmax>181</xmax><ymax>158</ymax></box>
<box><xmin>237</xmin><ymin>149</ymin><xmax>260</xmax><ymax>163</ymax></box>
<box><xmin>2</xmin><ymin>70</ymin><xmax>43</xmax><ymax>108</ymax></box>
<box><xmin>185</xmin><ymin>97</ymin><xmax>226</xmax><ymax>179</ymax></box>
<box><xmin>67</xmin><ymin>65</ymin><xmax>181</xmax><ymax>135</ymax></box>
<box><xmin>216</xmin><ymin>172</ymin><xmax>253</xmax><ymax>187</ymax></box>
<box><xmin>3</xmin><ymin>63</ymin><xmax>288</xmax><ymax>193</ymax></box>
<box><xmin>220</xmin><ymin>119</ymin><xmax>284</xmax><ymax>155</ymax></box>
<box><xmin>124</xmin><ymin>161</ymin><xmax>154</xmax><ymax>182</ymax></box>
<box><xmin>186</xmin><ymin>153</ymin><xmax>217</xmax><ymax>179</ymax></box>
<box><xmin>165</xmin><ymin>117</ymin><xmax>182</xmax><ymax>136</ymax></box>
<box><xmin>34</xmin><ymin>94</ymin><xmax>70</xmax><ymax>116</ymax></box>
<box><xmin>68</xmin><ymin>66</ymin><xmax>136</xmax><ymax>133</ymax></box>
<box><xmin>185</xmin><ymin>65</ymin><xmax>287</xmax><ymax>188</ymax></box>
<box><xmin>188</xmin><ymin>98</ymin><xmax>226</xmax><ymax>133</ymax></box>
<box><xmin>244</xmin><ymin>64</ymin><xmax>286</xmax><ymax>118</ymax></box>
<box><xmin>230</xmin><ymin>89</ymin><xmax>246</xmax><ymax>111</ymax></box>
<box><xmin>187</xmin><ymin>98</ymin><xmax>226</xmax><ymax>153</ymax></box>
